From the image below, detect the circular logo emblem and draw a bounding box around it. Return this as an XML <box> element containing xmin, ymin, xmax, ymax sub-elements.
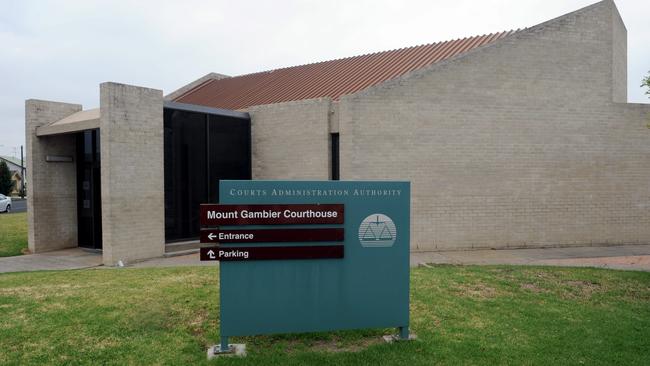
<box><xmin>358</xmin><ymin>214</ymin><xmax>397</xmax><ymax>247</ymax></box>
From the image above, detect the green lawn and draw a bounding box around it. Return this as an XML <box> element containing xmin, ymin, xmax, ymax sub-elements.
<box><xmin>0</xmin><ymin>266</ymin><xmax>649</xmax><ymax>365</ymax></box>
<box><xmin>0</xmin><ymin>212</ymin><xmax>27</xmax><ymax>257</ymax></box>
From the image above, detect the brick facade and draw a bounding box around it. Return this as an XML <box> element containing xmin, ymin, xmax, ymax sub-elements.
<box><xmin>338</xmin><ymin>0</ymin><xmax>650</xmax><ymax>250</ymax></box>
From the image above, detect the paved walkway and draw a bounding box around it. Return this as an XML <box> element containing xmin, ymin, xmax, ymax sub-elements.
<box><xmin>0</xmin><ymin>248</ymin><xmax>102</xmax><ymax>273</ymax></box>
<box><xmin>412</xmin><ymin>244</ymin><xmax>650</xmax><ymax>271</ymax></box>
<box><xmin>2</xmin><ymin>245</ymin><xmax>650</xmax><ymax>274</ymax></box>
<box><xmin>130</xmin><ymin>254</ymin><xmax>217</xmax><ymax>269</ymax></box>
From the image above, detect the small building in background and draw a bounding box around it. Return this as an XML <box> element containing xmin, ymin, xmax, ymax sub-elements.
<box><xmin>0</xmin><ymin>155</ymin><xmax>25</xmax><ymax>196</ymax></box>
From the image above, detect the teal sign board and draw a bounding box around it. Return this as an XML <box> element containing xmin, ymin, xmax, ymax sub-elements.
<box><xmin>211</xmin><ymin>180</ymin><xmax>410</xmax><ymax>349</ymax></box>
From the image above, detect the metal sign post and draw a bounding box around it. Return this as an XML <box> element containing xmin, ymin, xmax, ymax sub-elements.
<box><xmin>200</xmin><ymin>180</ymin><xmax>411</xmax><ymax>356</ymax></box>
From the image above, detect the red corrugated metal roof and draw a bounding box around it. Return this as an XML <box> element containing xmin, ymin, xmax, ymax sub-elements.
<box><xmin>174</xmin><ymin>31</ymin><xmax>516</xmax><ymax>110</ymax></box>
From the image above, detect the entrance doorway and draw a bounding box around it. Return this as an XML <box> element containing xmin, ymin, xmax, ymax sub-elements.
<box><xmin>76</xmin><ymin>130</ymin><xmax>102</xmax><ymax>250</ymax></box>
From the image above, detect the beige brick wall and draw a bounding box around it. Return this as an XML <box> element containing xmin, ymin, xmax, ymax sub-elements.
<box><xmin>100</xmin><ymin>82</ymin><xmax>164</xmax><ymax>265</ymax></box>
<box><xmin>611</xmin><ymin>2</ymin><xmax>627</xmax><ymax>103</ymax></box>
<box><xmin>247</xmin><ymin>98</ymin><xmax>332</xmax><ymax>179</ymax></box>
<box><xmin>339</xmin><ymin>0</ymin><xmax>650</xmax><ymax>250</ymax></box>
<box><xmin>25</xmin><ymin>100</ymin><xmax>81</xmax><ymax>253</ymax></box>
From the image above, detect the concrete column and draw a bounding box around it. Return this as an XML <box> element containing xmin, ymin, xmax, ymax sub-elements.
<box><xmin>25</xmin><ymin>100</ymin><xmax>81</xmax><ymax>253</ymax></box>
<box><xmin>99</xmin><ymin>82</ymin><xmax>164</xmax><ymax>265</ymax></box>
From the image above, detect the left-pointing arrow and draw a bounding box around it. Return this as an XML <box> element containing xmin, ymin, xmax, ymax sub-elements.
<box><xmin>208</xmin><ymin>233</ymin><xmax>216</xmax><ymax>240</ymax></box>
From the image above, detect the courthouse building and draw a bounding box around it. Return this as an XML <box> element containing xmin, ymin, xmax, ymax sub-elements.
<box><xmin>26</xmin><ymin>0</ymin><xmax>650</xmax><ymax>265</ymax></box>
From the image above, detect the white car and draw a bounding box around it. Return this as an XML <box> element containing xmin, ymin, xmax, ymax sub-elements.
<box><xmin>0</xmin><ymin>194</ymin><xmax>11</xmax><ymax>213</ymax></box>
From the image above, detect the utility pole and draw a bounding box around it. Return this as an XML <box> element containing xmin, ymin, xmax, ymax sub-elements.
<box><xmin>20</xmin><ymin>145</ymin><xmax>25</xmax><ymax>199</ymax></box>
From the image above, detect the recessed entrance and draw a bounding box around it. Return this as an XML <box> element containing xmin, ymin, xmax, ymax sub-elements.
<box><xmin>76</xmin><ymin>129</ymin><xmax>102</xmax><ymax>250</ymax></box>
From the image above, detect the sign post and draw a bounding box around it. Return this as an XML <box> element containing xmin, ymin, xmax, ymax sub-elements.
<box><xmin>200</xmin><ymin>180</ymin><xmax>411</xmax><ymax>356</ymax></box>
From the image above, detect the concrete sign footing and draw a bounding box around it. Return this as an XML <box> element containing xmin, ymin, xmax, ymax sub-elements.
<box><xmin>383</xmin><ymin>333</ymin><xmax>417</xmax><ymax>343</ymax></box>
<box><xmin>207</xmin><ymin>344</ymin><xmax>246</xmax><ymax>359</ymax></box>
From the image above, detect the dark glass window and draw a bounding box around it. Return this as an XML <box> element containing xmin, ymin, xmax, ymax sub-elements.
<box><xmin>83</xmin><ymin>131</ymin><xmax>93</xmax><ymax>162</ymax></box>
<box><xmin>207</xmin><ymin>114</ymin><xmax>252</xmax><ymax>203</ymax></box>
<box><xmin>164</xmin><ymin>108</ymin><xmax>251</xmax><ymax>241</ymax></box>
<box><xmin>76</xmin><ymin>130</ymin><xmax>102</xmax><ymax>250</ymax></box>
<box><xmin>164</xmin><ymin>110</ymin><xmax>207</xmax><ymax>241</ymax></box>
<box><xmin>331</xmin><ymin>133</ymin><xmax>340</xmax><ymax>180</ymax></box>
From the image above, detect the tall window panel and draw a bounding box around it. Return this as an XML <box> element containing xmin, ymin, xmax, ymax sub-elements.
<box><xmin>331</xmin><ymin>133</ymin><xmax>340</xmax><ymax>180</ymax></box>
<box><xmin>164</xmin><ymin>108</ymin><xmax>251</xmax><ymax>242</ymax></box>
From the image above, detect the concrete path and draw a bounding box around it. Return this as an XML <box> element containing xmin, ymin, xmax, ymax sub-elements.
<box><xmin>0</xmin><ymin>248</ymin><xmax>102</xmax><ymax>274</ymax></box>
<box><xmin>130</xmin><ymin>254</ymin><xmax>218</xmax><ymax>269</ymax></box>
<box><xmin>412</xmin><ymin>244</ymin><xmax>650</xmax><ymax>272</ymax></box>
<box><xmin>2</xmin><ymin>244</ymin><xmax>650</xmax><ymax>274</ymax></box>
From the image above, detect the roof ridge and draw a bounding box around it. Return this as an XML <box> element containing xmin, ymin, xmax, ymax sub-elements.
<box><xmin>230</xmin><ymin>31</ymin><xmax>515</xmax><ymax>79</ymax></box>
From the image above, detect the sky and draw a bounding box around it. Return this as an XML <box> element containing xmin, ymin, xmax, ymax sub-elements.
<box><xmin>1</xmin><ymin>0</ymin><xmax>649</xmax><ymax>158</ymax></box>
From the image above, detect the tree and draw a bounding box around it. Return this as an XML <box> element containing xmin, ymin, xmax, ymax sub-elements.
<box><xmin>0</xmin><ymin>161</ymin><xmax>14</xmax><ymax>195</ymax></box>
<box><xmin>643</xmin><ymin>71</ymin><xmax>650</xmax><ymax>97</ymax></box>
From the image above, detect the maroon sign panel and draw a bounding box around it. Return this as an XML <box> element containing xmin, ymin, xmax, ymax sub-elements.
<box><xmin>200</xmin><ymin>228</ymin><xmax>344</xmax><ymax>244</ymax></box>
<box><xmin>200</xmin><ymin>204</ymin><xmax>344</xmax><ymax>226</ymax></box>
<box><xmin>200</xmin><ymin>245</ymin><xmax>344</xmax><ymax>261</ymax></box>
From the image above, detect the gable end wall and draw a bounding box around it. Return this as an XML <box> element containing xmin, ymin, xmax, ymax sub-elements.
<box><xmin>339</xmin><ymin>0</ymin><xmax>650</xmax><ymax>250</ymax></box>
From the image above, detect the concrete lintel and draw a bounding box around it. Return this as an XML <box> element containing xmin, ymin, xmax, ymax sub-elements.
<box><xmin>164</xmin><ymin>100</ymin><xmax>249</xmax><ymax>120</ymax></box>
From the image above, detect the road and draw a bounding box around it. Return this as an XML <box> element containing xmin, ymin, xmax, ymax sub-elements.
<box><xmin>7</xmin><ymin>198</ymin><xmax>26</xmax><ymax>213</ymax></box>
